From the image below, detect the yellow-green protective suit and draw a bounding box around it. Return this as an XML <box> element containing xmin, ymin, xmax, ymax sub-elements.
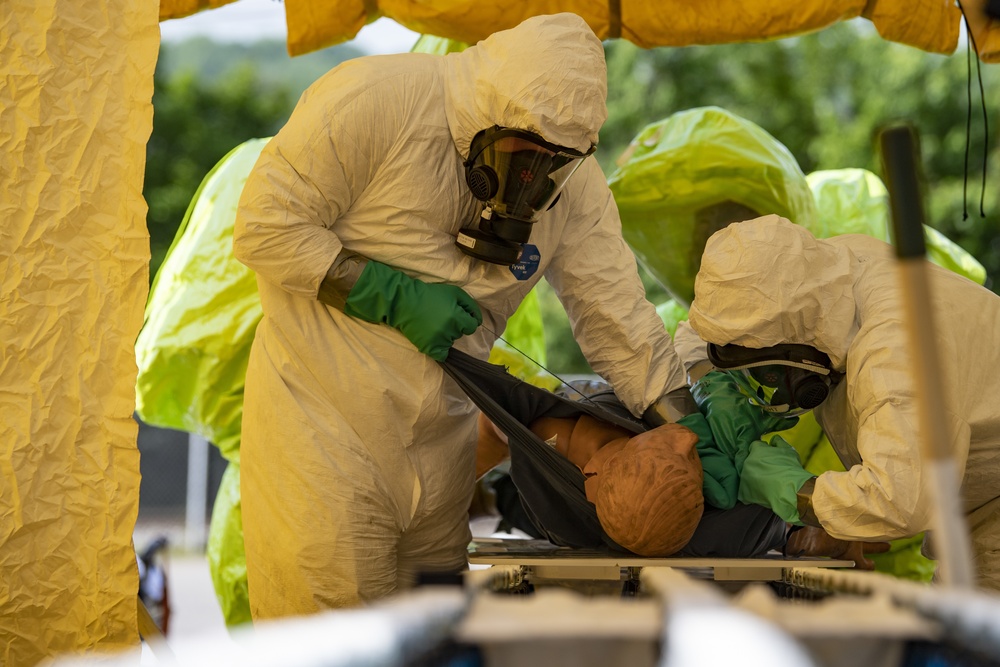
<box><xmin>135</xmin><ymin>139</ymin><xmax>269</xmax><ymax>627</ymax></box>
<box><xmin>608</xmin><ymin>106</ymin><xmax>819</xmax><ymax>307</ymax></box>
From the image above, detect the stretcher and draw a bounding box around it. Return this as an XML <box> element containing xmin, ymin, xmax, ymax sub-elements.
<box><xmin>468</xmin><ymin>536</ymin><xmax>854</xmax><ymax>586</ymax></box>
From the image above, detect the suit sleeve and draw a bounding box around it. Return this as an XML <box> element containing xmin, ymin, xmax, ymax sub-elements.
<box><xmin>544</xmin><ymin>160</ymin><xmax>686</xmax><ymax>417</ymax></box>
<box><xmin>814</xmin><ymin>368</ymin><xmax>971</xmax><ymax>541</ymax></box>
<box><xmin>233</xmin><ymin>81</ymin><xmax>385</xmax><ymax>298</ymax></box>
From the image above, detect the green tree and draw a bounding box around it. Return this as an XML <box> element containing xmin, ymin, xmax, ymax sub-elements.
<box><xmin>145</xmin><ymin>64</ymin><xmax>293</xmax><ymax>278</ymax></box>
<box><xmin>145</xmin><ymin>39</ymin><xmax>364</xmax><ymax>282</ymax></box>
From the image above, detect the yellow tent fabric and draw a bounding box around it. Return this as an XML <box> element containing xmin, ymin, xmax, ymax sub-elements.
<box><xmin>160</xmin><ymin>0</ymin><xmax>236</xmax><ymax>20</ymax></box>
<box><xmin>0</xmin><ymin>1</ymin><xmax>157</xmax><ymax>664</ymax></box>
<box><xmin>160</xmin><ymin>0</ymin><xmax>975</xmax><ymax>60</ymax></box>
<box><xmin>966</xmin><ymin>0</ymin><xmax>1000</xmax><ymax>61</ymax></box>
<box><xmin>282</xmin><ymin>0</ymin><xmax>959</xmax><ymax>57</ymax></box>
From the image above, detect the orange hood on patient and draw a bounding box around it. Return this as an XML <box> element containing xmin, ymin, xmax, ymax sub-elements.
<box><xmin>529</xmin><ymin>416</ymin><xmax>705</xmax><ymax>557</ymax></box>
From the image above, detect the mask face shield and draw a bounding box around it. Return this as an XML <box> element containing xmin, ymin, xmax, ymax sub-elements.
<box><xmin>706</xmin><ymin>343</ymin><xmax>841</xmax><ymax>418</ymax></box>
<box><xmin>465</xmin><ymin>127</ymin><xmax>595</xmax><ymax>223</ymax></box>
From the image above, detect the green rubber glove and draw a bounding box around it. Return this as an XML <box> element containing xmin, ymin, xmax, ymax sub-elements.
<box><xmin>691</xmin><ymin>371</ymin><xmax>798</xmax><ymax>472</ymax></box>
<box><xmin>737</xmin><ymin>435</ymin><xmax>816</xmax><ymax>524</ymax></box>
<box><xmin>344</xmin><ymin>261</ymin><xmax>482</xmax><ymax>361</ymax></box>
<box><xmin>678</xmin><ymin>412</ymin><xmax>738</xmax><ymax>510</ymax></box>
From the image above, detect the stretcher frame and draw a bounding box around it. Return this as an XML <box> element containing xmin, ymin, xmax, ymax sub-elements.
<box><xmin>468</xmin><ymin>537</ymin><xmax>854</xmax><ymax>583</ymax></box>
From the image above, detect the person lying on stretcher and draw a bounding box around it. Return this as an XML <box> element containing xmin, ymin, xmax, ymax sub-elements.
<box><xmin>474</xmin><ymin>372</ymin><xmax>890</xmax><ymax>567</ymax></box>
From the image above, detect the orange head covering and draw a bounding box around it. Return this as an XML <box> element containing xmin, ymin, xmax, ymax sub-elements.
<box><xmin>590</xmin><ymin>423</ymin><xmax>704</xmax><ymax>557</ymax></box>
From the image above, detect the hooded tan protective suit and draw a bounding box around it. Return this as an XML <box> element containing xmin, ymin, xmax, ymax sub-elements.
<box><xmin>688</xmin><ymin>215</ymin><xmax>1000</xmax><ymax>590</ymax></box>
<box><xmin>233</xmin><ymin>13</ymin><xmax>685</xmax><ymax>617</ymax></box>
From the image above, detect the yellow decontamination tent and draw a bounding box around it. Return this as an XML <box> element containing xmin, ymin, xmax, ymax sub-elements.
<box><xmin>2</xmin><ymin>1</ymin><xmax>998</xmax><ymax>665</ymax></box>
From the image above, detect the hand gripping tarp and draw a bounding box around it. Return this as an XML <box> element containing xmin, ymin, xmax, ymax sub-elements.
<box><xmin>441</xmin><ymin>350</ymin><xmax>786</xmax><ymax>558</ymax></box>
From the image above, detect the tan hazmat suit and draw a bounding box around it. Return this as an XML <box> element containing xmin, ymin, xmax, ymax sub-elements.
<box><xmin>233</xmin><ymin>13</ymin><xmax>685</xmax><ymax>617</ymax></box>
<box><xmin>689</xmin><ymin>215</ymin><xmax>1000</xmax><ymax>590</ymax></box>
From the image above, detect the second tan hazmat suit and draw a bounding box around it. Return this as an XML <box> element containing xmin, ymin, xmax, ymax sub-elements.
<box><xmin>689</xmin><ymin>216</ymin><xmax>1000</xmax><ymax>590</ymax></box>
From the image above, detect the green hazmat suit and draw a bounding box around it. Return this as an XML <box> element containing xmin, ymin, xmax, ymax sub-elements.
<box><xmin>608</xmin><ymin>105</ymin><xmax>819</xmax><ymax>307</ymax></box>
<box><xmin>806</xmin><ymin>168</ymin><xmax>986</xmax><ymax>285</ymax></box>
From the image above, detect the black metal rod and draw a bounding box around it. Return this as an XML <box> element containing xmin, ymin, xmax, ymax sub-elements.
<box><xmin>879</xmin><ymin>124</ymin><xmax>928</xmax><ymax>259</ymax></box>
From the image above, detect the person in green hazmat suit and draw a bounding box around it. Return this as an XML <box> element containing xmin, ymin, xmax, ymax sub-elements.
<box><xmin>608</xmin><ymin>106</ymin><xmax>987</xmax><ymax>582</ymax></box>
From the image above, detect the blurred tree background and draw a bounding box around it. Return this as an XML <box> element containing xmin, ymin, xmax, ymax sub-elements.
<box><xmin>145</xmin><ymin>39</ymin><xmax>363</xmax><ymax>273</ymax></box>
<box><xmin>147</xmin><ymin>21</ymin><xmax>998</xmax><ymax>374</ymax></box>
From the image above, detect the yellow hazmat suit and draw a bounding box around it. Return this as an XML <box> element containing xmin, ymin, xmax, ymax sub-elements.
<box><xmin>689</xmin><ymin>215</ymin><xmax>1000</xmax><ymax>590</ymax></box>
<box><xmin>233</xmin><ymin>13</ymin><xmax>686</xmax><ymax>618</ymax></box>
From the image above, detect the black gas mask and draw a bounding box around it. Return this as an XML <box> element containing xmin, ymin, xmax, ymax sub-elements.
<box><xmin>457</xmin><ymin>126</ymin><xmax>595</xmax><ymax>265</ymax></box>
<box><xmin>706</xmin><ymin>342</ymin><xmax>843</xmax><ymax>417</ymax></box>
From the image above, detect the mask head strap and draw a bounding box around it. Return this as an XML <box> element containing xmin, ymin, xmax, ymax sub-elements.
<box><xmin>706</xmin><ymin>342</ymin><xmax>842</xmax><ymax>415</ymax></box>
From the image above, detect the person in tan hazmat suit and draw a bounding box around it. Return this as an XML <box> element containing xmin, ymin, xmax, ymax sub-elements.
<box><xmin>685</xmin><ymin>215</ymin><xmax>1000</xmax><ymax>590</ymax></box>
<box><xmin>232</xmin><ymin>13</ymin><xmax>698</xmax><ymax>618</ymax></box>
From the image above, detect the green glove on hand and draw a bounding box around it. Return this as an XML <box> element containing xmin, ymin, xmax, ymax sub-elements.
<box><xmin>678</xmin><ymin>412</ymin><xmax>739</xmax><ymax>510</ymax></box>
<box><xmin>344</xmin><ymin>261</ymin><xmax>482</xmax><ymax>361</ymax></box>
<box><xmin>737</xmin><ymin>435</ymin><xmax>816</xmax><ymax>524</ymax></box>
<box><xmin>691</xmin><ymin>371</ymin><xmax>797</xmax><ymax>471</ymax></box>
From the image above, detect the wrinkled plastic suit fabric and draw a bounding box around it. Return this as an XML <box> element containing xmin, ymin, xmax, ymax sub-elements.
<box><xmin>135</xmin><ymin>138</ymin><xmax>270</xmax><ymax>465</ymax></box>
<box><xmin>0</xmin><ymin>1</ymin><xmax>157</xmax><ymax>664</ymax></box>
<box><xmin>267</xmin><ymin>0</ymin><xmax>962</xmax><ymax>60</ymax></box>
<box><xmin>609</xmin><ymin>106</ymin><xmax>818</xmax><ymax>306</ymax></box>
<box><xmin>135</xmin><ymin>138</ymin><xmax>265</xmax><ymax>628</ymax></box>
<box><xmin>806</xmin><ymin>168</ymin><xmax>986</xmax><ymax>285</ymax></box>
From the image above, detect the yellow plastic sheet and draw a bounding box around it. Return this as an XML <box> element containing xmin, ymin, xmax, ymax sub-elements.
<box><xmin>278</xmin><ymin>0</ymin><xmax>963</xmax><ymax>59</ymax></box>
<box><xmin>0</xmin><ymin>1</ymin><xmax>157</xmax><ymax>664</ymax></box>
<box><xmin>135</xmin><ymin>138</ymin><xmax>269</xmax><ymax>628</ymax></box>
<box><xmin>159</xmin><ymin>0</ymin><xmax>238</xmax><ymax>21</ymax></box>
<box><xmin>159</xmin><ymin>0</ymin><xmax>983</xmax><ymax>61</ymax></box>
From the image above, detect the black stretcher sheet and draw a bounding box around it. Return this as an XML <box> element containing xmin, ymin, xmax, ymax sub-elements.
<box><xmin>441</xmin><ymin>349</ymin><xmax>786</xmax><ymax>558</ymax></box>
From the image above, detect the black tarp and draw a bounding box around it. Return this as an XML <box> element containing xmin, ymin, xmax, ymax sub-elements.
<box><xmin>441</xmin><ymin>349</ymin><xmax>787</xmax><ymax>557</ymax></box>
